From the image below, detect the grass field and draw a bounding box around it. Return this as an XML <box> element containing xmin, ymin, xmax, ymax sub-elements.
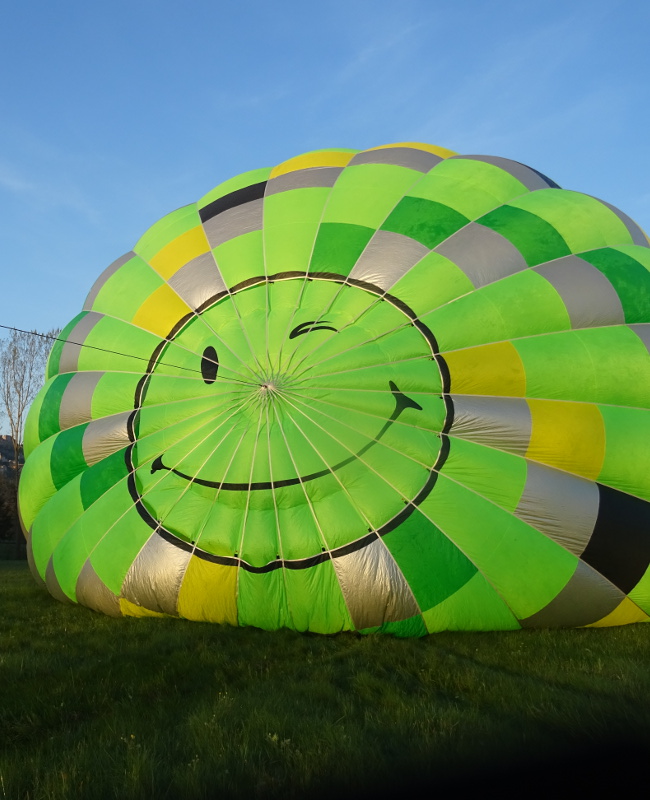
<box><xmin>2</xmin><ymin>560</ymin><xmax>649</xmax><ymax>799</ymax></box>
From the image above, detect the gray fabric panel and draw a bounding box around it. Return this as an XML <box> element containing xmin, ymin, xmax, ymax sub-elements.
<box><xmin>59</xmin><ymin>371</ymin><xmax>103</xmax><ymax>431</ymax></box>
<box><xmin>58</xmin><ymin>312</ymin><xmax>104</xmax><ymax>374</ymax></box>
<box><xmin>82</xmin><ymin>411</ymin><xmax>131</xmax><ymax>466</ymax></box>
<box><xmin>83</xmin><ymin>251</ymin><xmax>135</xmax><ymax>310</ymax></box>
<box><xmin>519</xmin><ymin>559</ymin><xmax>624</xmax><ymax>628</ymax></box>
<box><xmin>597</xmin><ymin>198</ymin><xmax>649</xmax><ymax>247</ymax></box>
<box><xmin>348</xmin><ymin>230</ymin><xmax>429</xmax><ymax>290</ymax></box>
<box><xmin>168</xmin><ymin>252</ymin><xmax>227</xmax><ymax>310</ymax></box>
<box><xmin>450</xmin><ymin>396</ymin><xmax>532</xmax><ymax>455</ymax></box>
<box><xmin>332</xmin><ymin>536</ymin><xmax>420</xmax><ymax>629</ymax></box>
<box><xmin>450</xmin><ymin>155</ymin><xmax>555</xmax><ymax>191</ymax></box>
<box><xmin>534</xmin><ymin>255</ymin><xmax>625</xmax><ymax>329</ymax></box>
<box><xmin>434</xmin><ymin>222</ymin><xmax>528</xmax><ymax>288</ymax></box>
<box><xmin>349</xmin><ymin>147</ymin><xmax>443</xmax><ymax>173</ymax></box>
<box><xmin>515</xmin><ymin>460</ymin><xmax>599</xmax><ymax>555</ymax></box>
<box><xmin>76</xmin><ymin>558</ymin><xmax>122</xmax><ymax>617</ymax></box>
<box><xmin>202</xmin><ymin>198</ymin><xmax>264</xmax><ymax>248</ymax></box>
<box><xmin>629</xmin><ymin>324</ymin><xmax>650</xmax><ymax>355</ymax></box>
<box><xmin>120</xmin><ymin>532</ymin><xmax>192</xmax><ymax>615</ymax></box>
<box><xmin>266</xmin><ymin>167</ymin><xmax>342</xmax><ymax>194</ymax></box>
<box><xmin>26</xmin><ymin>528</ymin><xmax>46</xmax><ymax>588</ymax></box>
<box><xmin>45</xmin><ymin>555</ymin><xmax>73</xmax><ymax>604</ymax></box>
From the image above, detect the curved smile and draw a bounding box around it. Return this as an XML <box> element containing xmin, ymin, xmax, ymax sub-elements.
<box><xmin>148</xmin><ymin>381</ymin><xmax>423</xmax><ymax>491</ymax></box>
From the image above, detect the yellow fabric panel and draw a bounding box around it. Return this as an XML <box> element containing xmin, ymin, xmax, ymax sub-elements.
<box><xmin>270</xmin><ymin>150</ymin><xmax>355</xmax><ymax>178</ymax></box>
<box><xmin>119</xmin><ymin>598</ymin><xmax>167</xmax><ymax>617</ymax></box>
<box><xmin>584</xmin><ymin>596</ymin><xmax>650</xmax><ymax>627</ymax></box>
<box><xmin>444</xmin><ymin>341</ymin><xmax>526</xmax><ymax>396</ymax></box>
<box><xmin>177</xmin><ymin>556</ymin><xmax>238</xmax><ymax>624</ymax></box>
<box><xmin>526</xmin><ymin>400</ymin><xmax>605</xmax><ymax>480</ymax></box>
<box><xmin>131</xmin><ymin>284</ymin><xmax>193</xmax><ymax>337</ymax></box>
<box><xmin>366</xmin><ymin>142</ymin><xmax>457</xmax><ymax>159</ymax></box>
<box><xmin>148</xmin><ymin>226</ymin><xmax>211</xmax><ymax>280</ymax></box>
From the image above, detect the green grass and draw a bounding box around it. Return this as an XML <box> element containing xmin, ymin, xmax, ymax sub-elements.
<box><xmin>1</xmin><ymin>561</ymin><xmax>649</xmax><ymax>799</ymax></box>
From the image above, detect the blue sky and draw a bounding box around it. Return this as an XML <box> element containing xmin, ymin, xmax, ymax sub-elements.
<box><xmin>1</xmin><ymin>0</ymin><xmax>649</xmax><ymax>336</ymax></box>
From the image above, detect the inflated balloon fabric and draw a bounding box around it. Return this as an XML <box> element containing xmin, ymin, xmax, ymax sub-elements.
<box><xmin>19</xmin><ymin>143</ymin><xmax>650</xmax><ymax>634</ymax></box>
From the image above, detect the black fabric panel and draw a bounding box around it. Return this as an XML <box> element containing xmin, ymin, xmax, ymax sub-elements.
<box><xmin>581</xmin><ymin>484</ymin><xmax>650</xmax><ymax>594</ymax></box>
<box><xmin>199</xmin><ymin>181</ymin><xmax>267</xmax><ymax>222</ymax></box>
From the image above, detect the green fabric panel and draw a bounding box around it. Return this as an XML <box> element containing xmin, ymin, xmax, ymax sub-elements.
<box><xmin>509</xmin><ymin>190</ymin><xmax>634</xmax><ymax>252</ymax></box>
<box><xmin>309</xmin><ymin>222</ymin><xmax>374</xmax><ymax>275</ymax></box>
<box><xmin>375</xmin><ymin>614</ymin><xmax>428</xmax><ymax>637</ymax></box>
<box><xmin>381</xmin><ymin>196</ymin><xmax>469</xmax><ymax>249</ymax></box>
<box><xmin>212</xmin><ymin>230</ymin><xmax>264</xmax><ymax>288</ymax></box>
<box><xmin>628</xmin><ymin>564</ymin><xmax>650</xmax><ymax>615</ymax></box>
<box><xmin>237</xmin><ymin>568</ymin><xmax>291</xmax><ymax>630</ymax></box>
<box><xmin>263</xmin><ymin>187</ymin><xmax>332</xmax><ymax>274</ymax></box>
<box><xmin>597</xmin><ymin>405</ymin><xmax>650</xmax><ymax>500</ymax></box>
<box><xmin>477</xmin><ymin>205</ymin><xmax>571</xmax><ymax>266</ymax></box>
<box><xmin>321</xmin><ymin>163</ymin><xmax>420</xmax><ymax>229</ymax></box>
<box><xmin>134</xmin><ymin>205</ymin><xmax>201</xmax><ymax>262</ymax></box>
<box><xmin>50</xmin><ymin>424</ymin><xmax>89</xmax><ymax>491</ymax></box>
<box><xmin>442</xmin><ymin>437</ymin><xmax>527</xmax><ymax>512</ymax></box>
<box><xmin>197</xmin><ymin>167</ymin><xmax>272</xmax><ymax>209</ymax></box>
<box><xmin>38</xmin><ymin>373</ymin><xmax>76</xmax><ymax>443</ymax></box>
<box><xmin>580</xmin><ymin>247</ymin><xmax>650</xmax><ymax>323</ymax></box>
<box><xmin>283</xmin><ymin>560</ymin><xmax>354</xmax><ymax>633</ymax></box>
<box><xmin>418</xmin><ymin>474</ymin><xmax>577</xmax><ymax>619</ymax></box>
<box><xmin>90</xmin><ymin>255</ymin><xmax>163</xmax><ymax>319</ymax></box>
<box><xmin>422</xmin><ymin>571</ymin><xmax>521</xmax><ymax>632</ymax></box>
<box><xmin>29</xmin><ymin>475</ymin><xmax>85</xmax><ymax>581</ymax></box>
<box><xmin>17</xmin><ymin>436</ymin><xmax>57</xmax><ymax>531</ymax></box>
<box><xmin>24</xmin><ymin>381</ymin><xmax>49</xmax><ymax>456</ymax></box>
<box><xmin>80</xmin><ymin>449</ymin><xmax>129</xmax><ymax>510</ymax></box>
<box><xmin>514</xmin><ymin>327</ymin><xmax>650</xmax><ymax>405</ymax></box>
<box><xmin>408</xmin><ymin>157</ymin><xmax>530</xmax><ymax>219</ymax></box>
<box><xmin>426</xmin><ymin>269</ymin><xmax>571</xmax><ymax>352</ymax></box>
<box><xmin>88</xmin><ymin>502</ymin><xmax>152</xmax><ymax>595</ymax></box>
<box><xmin>383</xmin><ymin>508</ymin><xmax>477</xmax><ymax>612</ymax></box>
<box><xmin>76</xmin><ymin>316</ymin><xmax>161</xmax><ymax>374</ymax></box>
<box><xmin>390</xmin><ymin>251</ymin><xmax>474</xmax><ymax>317</ymax></box>
<box><xmin>90</xmin><ymin>373</ymin><xmax>142</xmax><ymax>419</ymax></box>
<box><xmin>47</xmin><ymin>314</ymin><xmax>85</xmax><ymax>379</ymax></box>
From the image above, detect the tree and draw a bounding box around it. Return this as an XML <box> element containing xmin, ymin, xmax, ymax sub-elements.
<box><xmin>0</xmin><ymin>327</ymin><xmax>58</xmax><ymax>557</ymax></box>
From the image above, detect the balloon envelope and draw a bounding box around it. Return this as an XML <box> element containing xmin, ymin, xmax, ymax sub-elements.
<box><xmin>19</xmin><ymin>143</ymin><xmax>650</xmax><ymax>634</ymax></box>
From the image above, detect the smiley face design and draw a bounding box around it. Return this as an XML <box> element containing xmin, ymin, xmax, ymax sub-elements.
<box><xmin>126</xmin><ymin>272</ymin><xmax>451</xmax><ymax>570</ymax></box>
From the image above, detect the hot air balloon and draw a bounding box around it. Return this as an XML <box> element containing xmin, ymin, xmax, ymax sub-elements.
<box><xmin>18</xmin><ymin>143</ymin><xmax>650</xmax><ymax>634</ymax></box>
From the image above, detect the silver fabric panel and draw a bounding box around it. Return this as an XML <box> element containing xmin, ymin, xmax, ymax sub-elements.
<box><xmin>59</xmin><ymin>371</ymin><xmax>103</xmax><ymax>431</ymax></box>
<box><xmin>515</xmin><ymin>460</ymin><xmax>599</xmax><ymax>555</ymax></box>
<box><xmin>534</xmin><ymin>255</ymin><xmax>625</xmax><ymax>329</ymax></box>
<box><xmin>434</xmin><ymin>223</ymin><xmax>528</xmax><ymax>288</ymax></box>
<box><xmin>76</xmin><ymin>558</ymin><xmax>122</xmax><ymax>617</ymax></box>
<box><xmin>519</xmin><ymin>560</ymin><xmax>623</xmax><ymax>628</ymax></box>
<box><xmin>58</xmin><ymin>312</ymin><xmax>104</xmax><ymax>374</ymax></box>
<box><xmin>450</xmin><ymin>396</ymin><xmax>532</xmax><ymax>455</ymax></box>
<box><xmin>629</xmin><ymin>324</ymin><xmax>650</xmax><ymax>355</ymax></box>
<box><xmin>349</xmin><ymin>147</ymin><xmax>442</xmax><ymax>173</ymax></box>
<box><xmin>83</xmin><ymin>251</ymin><xmax>135</xmax><ymax>310</ymax></box>
<box><xmin>332</xmin><ymin>537</ymin><xmax>419</xmax><ymax>629</ymax></box>
<box><xmin>81</xmin><ymin>411</ymin><xmax>131</xmax><ymax>466</ymax></box>
<box><xmin>202</xmin><ymin>198</ymin><xmax>264</xmax><ymax>248</ymax></box>
<box><xmin>450</xmin><ymin>155</ymin><xmax>555</xmax><ymax>191</ymax></box>
<box><xmin>597</xmin><ymin>198</ymin><xmax>649</xmax><ymax>247</ymax></box>
<box><xmin>168</xmin><ymin>252</ymin><xmax>227</xmax><ymax>310</ymax></box>
<box><xmin>348</xmin><ymin>230</ymin><xmax>429</xmax><ymax>290</ymax></box>
<box><xmin>266</xmin><ymin>167</ymin><xmax>342</xmax><ymax>194</ymax></box>
<box><xmin>45</xmin><ymin>555</ymin><xmax>73</xmax><ymax>604</ymax></box>
<box><xmin>120</xmin><ymin>532</ymin><xmax>192</xmax><ymax>615</ymax></box>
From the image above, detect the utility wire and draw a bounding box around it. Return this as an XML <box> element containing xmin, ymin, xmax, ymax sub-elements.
<box><xmin>0</xmin><ymin>323</ymin><xmax>206</xmax><ymax>377</ymax></box>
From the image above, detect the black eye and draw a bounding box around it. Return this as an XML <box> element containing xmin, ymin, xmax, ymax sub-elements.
<box><xmin>289</xmin><ymin>320</ymin><xmax>338</xmax><ymax>339</ymax></box>
<box><xmin>201</xmin><ymin>346</ymin><xmax>219</xmax><ymax>384</ymax></box>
